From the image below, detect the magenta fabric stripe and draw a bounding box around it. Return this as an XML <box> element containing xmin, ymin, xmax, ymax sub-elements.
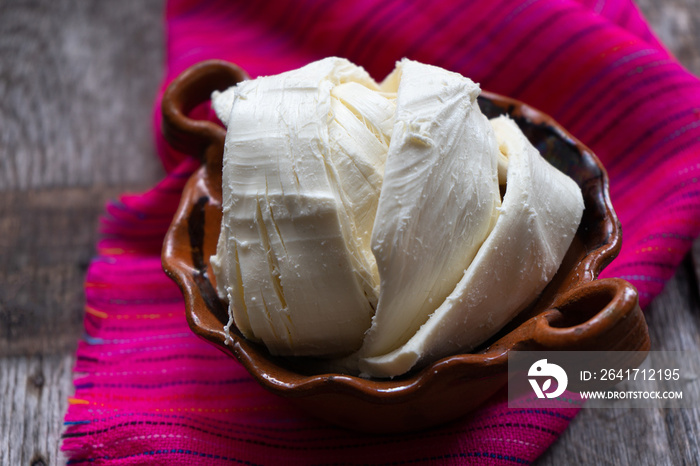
<box><xmin>64</xmin><ymin>0</ymin><xmax>700</xmax><ymax>463</ymax></box>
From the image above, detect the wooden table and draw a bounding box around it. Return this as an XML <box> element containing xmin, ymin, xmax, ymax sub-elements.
<box><xmin>1</xmin><ymin>1</ymin><xmax>698</xmax><ymax>464</ymax></box>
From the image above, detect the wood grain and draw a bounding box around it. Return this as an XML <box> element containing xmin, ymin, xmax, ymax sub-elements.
<box><xmin>1</xmin><ymin>187</ymin><xmax>134</xmax><ymax>356</ymax></box>
<box><xmin>636</xmin><ymin>0</ymin><xmax>700</xmax><ymax>75</ymax></box>
<box><xmin>0</xmin><ymin>0</ymin><xmax>165</xmax><ymax>354</ymax></box>
<box><xmin>0</xmin><ymin>355</ymin><xmax>75</xmax><ymax>466</ymax></box>
<box><xmin>1</xmin><ymin>0</ymin><xmax>699</xmax><ymax>464</ymax></box>
<box><xmin>0</xmin><ymin>0</ymin><xmax>165</xmax><ymax>464</ymax></box>
<box><xmin>0</xmin><ymin>0</ymin><xmax>165</xmax><ymax>191</ymax></box>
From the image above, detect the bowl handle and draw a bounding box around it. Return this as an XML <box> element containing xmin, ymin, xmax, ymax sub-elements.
<box><xmin>529</xmin><ymin>278</ymin><xmax>650</xmax><ymax>353</ymax></box>
<box><xmin>161</xmin><ymin>60</ymin><xmax>249</xmax><ymax>173</ymax></box>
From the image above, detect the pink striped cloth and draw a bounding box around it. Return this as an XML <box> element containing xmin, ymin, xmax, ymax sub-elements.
<box><xmin>63</xmin><ymin>0</ymin><xmax>700</xmax><ymax>464</ymax></box>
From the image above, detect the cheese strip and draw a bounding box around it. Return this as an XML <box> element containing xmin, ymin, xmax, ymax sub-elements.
<box><xmin>326</xmin><ymin>81</ymin><xmax>396</xmax><ymax>307</ymax></box>
<box><xmin>357</xmin><ymin>59</ymin><xmax>501</xmax><ymax>360</ymax></box>
<box><xmin>358</xmin><ymin>115</ymin><xmax>584</xmax><ymax>377</ymax></box>
<box><xmin>211</xmin><ymin>57</ymin><xmax>390</xmax><ymax>356</ymax></box>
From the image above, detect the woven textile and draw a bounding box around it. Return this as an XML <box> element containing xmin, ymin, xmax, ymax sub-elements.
<box><xmin>63</xmin><ymin>0</ymin><xmax>700</xmax><ymax>464</ymax></box>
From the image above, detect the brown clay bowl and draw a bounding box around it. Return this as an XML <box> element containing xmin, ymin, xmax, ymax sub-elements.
<box><xmin>161</xmin><ymin>60</ymin><xmax>650</xmax><ymax>433</ymax></box>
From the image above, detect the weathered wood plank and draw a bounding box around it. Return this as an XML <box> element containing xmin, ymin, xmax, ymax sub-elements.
<box><xmin>0</xmin><ymin>0</ymin><xmax>165</xmax><ymax>192</ymax></box>
<box><xmin>636</xmin><ymin>0</ymin><xmax>700</xmax><ymax>75</ymax></box>
<box><xmin>0</xmin><ymin>1</ymin><xmax>165</xmax><ymax>464</ymax></box>
<box><xmin>691</xmin><ymin>236</ymin><xmax>700</xmax><ymax>298</ymax></box>
<box><xmin>0</xmin><ymin>0</ymin><xmax>165</xmax><ymax>356</ymax></box>
<box><xmin>0</xmin><ymin>354</ymin><xmax>75</xmax><ymax>466</ymax></box>
<box><xmin>0</xmin><ymin>186</ymin><xmax>146</xmax><ymax>357</ymax></box>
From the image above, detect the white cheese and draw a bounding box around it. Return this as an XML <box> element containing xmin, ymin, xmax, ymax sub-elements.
<box><xmin>211</xmin><ymin>57</ymin><xmax>584</xmax><ymax>377</ymax></box>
